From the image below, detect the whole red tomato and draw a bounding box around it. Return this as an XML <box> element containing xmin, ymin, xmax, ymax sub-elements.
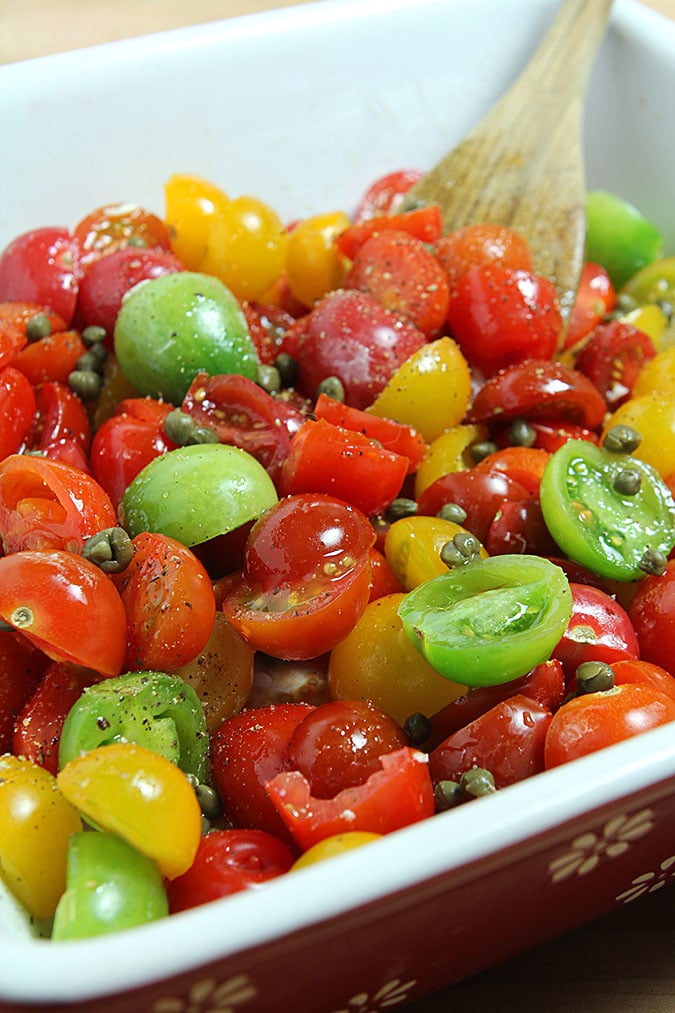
<box><xmin>553</xmin><ymin>583</ymin><xmax>640</xmax><ymax>680</ymax></box>
<box><xmin>628</xmin><ymin>561</ymin><xmax>675</xmax><ymax>672</ymax></box>
<box><xmin>0</xmin><ymin>227</ymin><xmax>81</xmax><ymax>324</ymax></box>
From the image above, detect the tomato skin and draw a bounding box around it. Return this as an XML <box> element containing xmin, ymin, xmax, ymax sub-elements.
<box><xmin>368</xmin><ymin>547</ymin><xmax>405</xmax><ymax>600</ymax></box>
<box><xmin>417</xmin><ymin>467</ymin><xmax>531</xmax><ymax>544</ymax></box>
<box><xmin>435</xmin><ymin>223</ymin><xmax>533</xmax><ymax>294</ymax></box>
<box><xmin>278</xmin><ymin>417</ymin><xmax>408</xmax><ymax>516</ymax></box>
<box><xmin>544</xmin><ymin>683</ymin><xmax>675</xmax><ymax>768</ymax></box>
<box><xmin>286</xmin><ymin>700</ymin><xmax>407</xmax><ymax>798</ymax></box>
<box><xmin>166</xmin><ymin>828</ymin><xmax>295</xmax><ymax>914</ymax></box>
<box><xmin>12</xmin><ymin>661</ymin><xmax>100</xmax><ymax>775</ymax></box>
<box><xmin>241</xmin><ymin>301</ymin><xmax>296</xmax><ymax>365</ymax></box>
<box><xmin>345</xmin><ymin>230</ymin><xmax>450</xmax><ymax>338</ymax></box>
<box><xmin>74</xmin><ymin>202</ymin><xmax>172</xmax><ymax>269</ymax></box>
<box><xmin>265</xmin><ymin>746</ymin><xmax>435</xmax><ymax>851</ymax></box>
<box><xmin>467</xmin><ymin>359</ymin><xmax>607</xmax><ymax>430</ymax></box>
<box><xmin>24</xmin><ymin>380</ymin><xmax>91</xmax><ymax>456</ymax></box>
<box><xmin>0</xmin><ymin>630</ymin><xmax>49</xmax><ymax>752</ymax></box>
<box><xmin>0</xmin><ymin>319</ymin><xmax>27</xmax><ymax>369</ymax></box>
<box><xmin>611</xmin><ymin>658</ymin><xmax>675</xmax><ymax>701</ymax></box>
<box><xmin>0</xmin><ymin>227</ymin><xmax>81</xmax><ymax>324</ymax></box>
<box><xmin>0</xmin><ymin>453</ymin><xmax>116</xmax><ymax>555</ymax></box>
<box><xmin>314</xmin><ymin>393</ymin><xmax>427</xmax><ymax>475</ymax></box>
<box><xmin>337</xmin><ymin>204</ymin><xmax>443</xmax><ymax>261</ymax></box>
<box><xmin>0</xmin><ymin>366</ymin><xmax>36</xmax><ymax>462</ymax></box>
<box><xmin>447</xmin><ymin>265</ymin><xmax>562</xmax><ymax>377</ymax></box>
<box><xmin>293</xmin><ymin>289</ymin><xmax>428</xmax><ymax>410</ymax></box>
<box><xmin>210</xmin><ymin>702</ymin><xmax>315</xmax><ymax>845</ymax></box>
<box><xmin>574</xmin><ymin>320</ymin><xmax>657</xmax><ymax>409</ymax></box>
<box><xmin>77</xmin><ymin>245</ymin><xmax>185</xmax><ymax>341</ymax></box>
<box><xmin>563</xmin><ymin>261</ymin><xmax>616</xmax><ymax>350</ymax></box>
<box><xmin>352</xmin><ymin>169</ymin><xmax>424</xmax><ymax>222</ymax></box>
<box><xmin>112</xmin><ymin>532</ymin><xmax>216</xmax><ymax>672</ymax></box>
<box><xmin>0</xmin><ymin>549</ymin><xmax>127</xmax><ymax>677</ymax></box>
<box><xmin>15</xmin><ymin>329</ymin><xmax>88</xmax><ymax>386</ymax></box>
<box><xmin>473</xmin><ymin>446</ymin><xmax>550</xmax><ymax>495</ymax></box>
<box><xmin>485</xmin><ymin>496</ymin><xmax>559</xmax><ymax>558</ymax></box>
<box><xmin>429</xmin><ymin>694</ymin><xmax>553</xmax><ymax>789</ymax></box>
<box><xmin>526</xmin><ymin>418</ymin><xmax>600</xmax><ymax>453</ymax></box>
<box><xmin>552</xmin><ymin>583</ymin><xmax>640</xmax><ymax>680</ymax></box>
<box><xmin>628</xmin><ymin>561</ymin><xmax>675</xmax><ymax>671</ymax></box>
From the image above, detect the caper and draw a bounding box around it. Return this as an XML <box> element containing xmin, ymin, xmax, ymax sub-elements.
<box><xmin>469</xmin><ymin>440</ymin><xmax>498</xmax><ymax>464</ymax></box>
<box><xmin>316</xmin><ymin>375</ymin><xmax>345</xmax><ymax>401</ymax></box>
<box><xmin>275</xmin><ymin>352</ymin><xmax>298</xmax><ymax>389</ymax></box>
<box><xmin>575</xmin><ymin>660</ymin><xmax>615</xmax><ymax>694</ymax></box>
<box><xmin>508</xmin><ymin>417</ymin><xmax>537</xmax><ymax>448</ymax></box>
<box><xmin>163</xmin><ymin>409</ymin><xmax>198</xmax><ymax>445</ymax></box>
<box><xmin>440</xmin><ymin>531</ymin><xmax>481</xmax><ymax>569</ymax></box>
<box><xmin>434</xmin><ymin>780</ymin><xmax>464</xmax><ymax>811</ymax></box>
<box><xmin>386</xmin><ymin>497</ymin><xmax>418</xmax><ymax>522</ymax></box>
<box><xmin>82</xmin><ymin>527</ymin><xmax>134</xmax><ymax>574</ymax></box>
<box><xmin>68</xmin><ymin>369</ymin><xmax>102</xmax><ymax>400</ymax></box>
<box><xmin>403</xmin><ymin>711</ymin><xmax>432</xmax><ymax>747</ymax></box>
<box><xmin>613</xmin><ymin>467</ymin><xmax>642</xmax><ymax>496</ymax></box>
<box><xmin>602</xmin><ymin>424</ymin><xmax>642</xmax><ymax>454</ymax></box>
<box><xmin>638</xmin><ymin>548</ymin><xmax>668</xmax><ymax>576</ymax></box>
<box><xmin>76</xmin><ymin>347</ymin><xmax>107</xmax><ymax>374</ymax></box>
<box><xmin>459</xmin><ymin>767</ymin><xmax>496</xmax><ymax>798</ymax></box>
<box><xmin>81</xmin><ymin>324</ymin><xmax>108</xmax><ymax>346</ymax></box>
<box><xmin>437</xmin><ymin>502</ymin><xmax>468</xmax><ymax>525</ymax></box>
<box><xmin>25</xmin><ymin>312</ymin><xmax>52</xmax><ymax>342</ymax></box>
<box><xmin>257</xmin><ymin>363</ymin><xmax>281</xmax><ymax>394</ymax></box>
<box><xmin>190</xmin><ymin>425</ymin><xmax>219</xmax><ymax>445</ymax></box>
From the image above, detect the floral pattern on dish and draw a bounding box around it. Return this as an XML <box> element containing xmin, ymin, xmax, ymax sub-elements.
<box><xmin>547</xmin><ymin>808</ymin><xmax>654</xmax><ymax>882</ymax></box>
<box><xmin>151</xmin><ymin>973</ymin><xmax>257</xmax><ymax>1013</ymax></box>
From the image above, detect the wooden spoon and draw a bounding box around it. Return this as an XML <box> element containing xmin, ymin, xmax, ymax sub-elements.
<box><xmin>405</xmin><ymin>0</ymin><xmax>614</xmax><ymax>321</ymax></box>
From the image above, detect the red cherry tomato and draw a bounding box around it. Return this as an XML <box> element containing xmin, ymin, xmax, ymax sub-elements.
<box><xmin>628</xmin><ymin>561</ymin><xmax>675</xmax><ymax>672</ymax></box>
<box><xmin>563</xmin><ymin>261</ymin><xmax>616</xmax><ymax>350</ymax></box>
<box><xmin>544</xmin><ymin>683</ymin><xmax>675</xmax><ymax>768</ymax></box>
<box><xmin>265</xmin><ymin>746</ymin><xmax>434</xmax><ymax>851</ymax></box>
<box><xmin>446</xmin><ymin>265</ymin><xmax>562</xmax><ymax>377</ymax></box>
<box><xmin>0</xmin><ymin>549</ymin><xmax>127</xmax><ymax>676</ymax></box>
<box><xmin>574</xmin><ymin>320</ymin><xmax>657</xmax><ymax>409</ymax></box>
<box><xmin>210</xmin><ymin>702</ymin><xmax>315</xmax><ymax>844</ymax></box>
<box><xmin>24</xmin><ymin>381</ymin><xmax>91</xmax><ymax>455</ymax></box>
<box><xmin>352</xmin><ymin>169</ymin><xmax>424</xmax><ymax>222</ymax></box>
<box><xmin>292</xmin><ymin>289</ymin><xmax>427</xmax><ymax>410</ymax></box>
<box><xmin>0</xmin><ymin>301</ymin><xmax>67</xmax><ymax>340</ymax></box>
<box><xmin>429</xmin><ymin>694</ymin><xmax>553</xmax><ymax>789</ymax></box>
<box><xmin>241</xmin><ymin>301</ymin><xmax>297</xmax><ymax>365</ymax></box>
<box><xmin>285</xmin><ymin>700</ymin><xmax>407</xmax><ymax>798</ymax></box>
<box><xmin>553</xmin><ymin>583</ymin><xmax>640</xmax><ymax>680</ymax></box>
<box><xmin>473</xmin><ymin>446</ymin><xmax>551</xmax><ymax>495</ymax></box>
<box><xmin>12</xmin><ymin>661</ymin><xmax>100</xmax><ymax>775</ymax></box>
<box><xmin>314</xmin><ymin>393</ymin><xmax>427</xmax><ymax>474</ymax></box>
<box><xmin>0</xmin><ymin>320</ymin><xmax>27</xmax><ymax>370</ymax></box>
<box><xmin>368</xmin><ymin>546</ymin><xmax>404</xmax><ymax>601</ymax></box>
<box><xmin>466</xmin><ymin>359</ymin><xmax>607</xmax><ymax>430</ymax></box>
<box><xmin>0</xmin><ymin>630</ymin><xmax>48</xmax><ymax>752</ymax></box>
<box><xmin>485</xmin><ymin>496</ymin><xmax>558</xmax><ymax>557</ymax></box>
<box><xmin>0</xmin><ymin>227</ymin><xmax>81</xmax><ymax>324</ymax></box>
<box><xmin>77</xmin><ymin>245</ymin><xmax>185</xmax><ymax>341</ymax></box>
<box><xmin>112</xmin><ymin>532</ymin><xmax>216</xmax><ymax>672</ymax></box>
<box><xmin>90</xmin><ymin>397</ymin><xmax>177</xmax><ymax>510</ymax></box>
<box><xmin>337</xmin><ymin>204</ymin><xmax>443</xmax><ymax>261</ymax></box>
<box><xmin>435</xmin><ymin>223</ymin><xmax>533</xmax><ymax>294</ymax></box>
<box><xmin>73</xmin><ymin>203</ymin><xmax>172</xmax><ymax>269</ymax></box>
<box><xmin>0</xmin><ymin>366</ymin><xmax>36</xmax><ymax>462</ymax></box>
<box><xmin>15</xmin><ymin>329</ymin><xmax>87</xmax><ymax>386</ymax></box>
<box><xmin>417</xmin><ymin>467</ymin><xmax>531</xmax><ymax>544</ymax></box>
<box><xmin>278</xmin><ymin>418</ymin><xmax>408</xmax><ymax>517</ymax></box>
<box><xmin>611</xmin><ymin>659</ymin><xmax>675</xmax><ymax>701</ymax></box>
<box><xmin>166</xmin><ymin>828</ymin><xmax>295</xmax><ymax>914</ymax></box>
<box><xmin>526</xmin><ymin>418</ymin><xmax>600</xmax><ymax>453</ymax></box>
<box><xmin>0</xmin><ymin>454</ymin><xmax>116</xmax><ymax>555</ymax></box>
<box><xmin>221</xmin><ymin>494</ymin><xmax>375</xmax><ymax>660</ymax></box>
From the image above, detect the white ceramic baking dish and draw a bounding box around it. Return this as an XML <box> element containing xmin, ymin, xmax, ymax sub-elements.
<box><xmin>1</xmin><ymin>1</ymin><xmax>674</xmax><ymax>1010</ymax></box>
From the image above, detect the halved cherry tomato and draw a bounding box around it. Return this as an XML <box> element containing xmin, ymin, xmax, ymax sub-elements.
<box><xmin>435</xmin><ymin>223</ymin><xmax>533</xmax><ymax>293</ymax></box>
<box><xmin>0</xmin><ymin>453</ymin><xmax>116</xmax><ymax>554</ymax></box>
<box><xmin>221</xmin><ymin>493</ymin><xmax>375</xmax><ymax>659</ymax></box>
<box><xmin>611</xmin><ymin>658</ymin><xmax>675</xmax><ymax>700</ymax></box>
<box><xmin>628</xmin><ymin>561</ymin><xmax>675</xmax><ymax>671</ymax></box>
<box><xmin>15</xmin><ymin>329</ymin><xmax>87</xmax><ymax>386</ymax></box>
<box><xmin>544</xmin><ymin>683</ymin><xmax>675</xmax><ymax>767</ymax></box>
<box><xmin>23</xmin><ymin>380</ymin><xmax>91</xmax><ymax>458</ymax></box>
<box><xmin>574</xmin><ymin>320</ymin><xmax>657</xmax><ymax>409</ymax></box>
<box><xmin>241</xmin><ymin>301</ymin><xmax>297</xmax><ymax>365</ymax></box>
<box><xmin>466</xmin><ymin>359</ymin><xmax>607</xmax><ymax>430</ymax></box>
<box><xmin>526</xmin><ymin>418</ymin><xmax>600</xmax><ymax>453</ymax></box>
<box><xmin>0</xmin><ymin>319</ymin><xmax>27</xmax><ymax>369</ymax></box>
<box><xmin>337</xmin><ymin>204</ymin><xmax>443</xmax><ymax>260</ymax></box>
<box><xmin>0</xmin><ymin>549</ymin><xmax>127</xmax><ymax>676</ymax></box>
<box><xmin>74</xmin><ymin>203</ymin><xmax>172</xmax><ymax>269</ymax></box>
<box><xmin>314</xmin><ymin>393</ymin><xmax>426</xmax><ymax>474</ymax></box>
<box><xmin>563</xmin><ymin>261</ymin><xmax>616</xmax><ymax>349</ymax></box>
<box><xmin>0</xmin><ymin>366</ymin><xmax>36</xmax><ymax>462</ymax></box>
<box><xmin>352</xmin><ymin>169</ymin><xmax>424</xmax><ymax>222</ymax></box>
<box><xmin>0</xmin><ymin>630</ymin><xmax>48</xmax><ymax>752</ymax></box>
<box><xmin>473</xmin><ymin>446</ymin><xmax>551</xmax><ymax>495</ymax></box>
<box><xmin>279</xmin><ymin>418</ymin><xmax>408</xmax><ymax>516</ymax></box>
<box><xmin>416</xmin><ymin>467</ymin><xmax>531</xmax><ymax>544</ymax></box>
<box><xmin>112</xmin><ymin>531</ymin><xmax>216</xmax><ymax>672</ymax></box>
<box><xmin>265</xmin><ymin>746</ymin><xmax>434</xmax><ymax>851</ymax></box>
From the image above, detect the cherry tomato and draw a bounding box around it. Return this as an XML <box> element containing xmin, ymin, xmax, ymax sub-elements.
<box><xmin>336</xmin><ymin>204</ymin><xmax>443</xmax><ymax>261</ymax></box>
<box><xmin>429</xmin><ymin>694</ymin><xmax>553</xmax><ymax>789</ymax></box>
<box><xmin>0</xmin><ymin>227</ymin><xmax>81</xmax><ymax>324</ymax></box>
<box><xmin>473</xmin><ymin>446</ymin><xmax>551</xmax><ymax>495</ymax></box>
<box><xmin>314</xmin><ymin>393</ymin><xmax>427</xmax><ymax>474</ymax></box>
<box><xmin>0</xmin><ymin>754</ymin><xmax>82</xmax><ymax>919</ymax></box>
<box><xmin>352</xmin><ymin>169</ymin><xmax>424</xmax><ymax>221</ymax></box>
<box><xmin>417</xmin><ymin>467</ymin><xmax>531</xmax><ymax>545</ymax></box>
<box><xmin>611</xmin><ymin>658</ymin><xmax>675</xmax><ymax>701</ymax></box>
<box><xmin>574</xmin><ymin>320</ymin><xmax>657</xmax><ymax>408</ymax></box>
<box><xmin>435</xmin><ymin>223</ymin><xmax>533</xmax><ymax>293</ymax></box>
<box><xmin>74</xmin><ymin>202</ymin><xmax>172</xmax><ymax>269</ymax></box>
<box><xmin>413</xmin><ymin>424</ymin><xmax>490</xmax><ymax>499</ymax></box>
<box><xmin>0</xmin><ymin>630</ymin><xmax>48</xmax><ymax>752</ymax></box>
<box><xmin>285</xmin><ymin>700</ymin><xmax>407</xmax><ymax>798</ymax></box>
<box><xmin>0</xmin><ymin>453</ymin><xmax>116</xmax><ymax>555</ymax></box>
<box><xmin>585</xmin><ymin>190</ymin><xmax>663</xmax><ymax>290</ymax></box>
<box><xmin>77</xmin><ymin>245</ymin><xmax>185</xmax><ymax>341</ymax></box>
<box><xmin>526</xmin><ymin>418</ymin><xmax>600</xmax><ymax>454</ymax></box>
<box><xmin>327</xmin><ymin>593</ymin><xmax>466</xmax><ymax>726</ymax></box>
<box><xmin>200</xmin><ymin>195</ymin><xmax>289</xmax><ymax>301</ymax></box>
<box><xmin>57</xmin><ymin>742</ymin><xmax>202</xmax><ymax>879</ymax></box>
<box><xmin>544</xmin><ymin>683</ymin><xmax>675</xmax><ymax>768</ymax></box>
<box><xmin>15</xmin><ymin>328</ymin><xmax>87</xmax><ymax>386</ymax></box>
<box><xmin>292</xmin><ymin>289</ymin><xmax>427</xmax><ymax>410</ymax></box>
<box><xmin>285</xmin><ymin>210</ymin><xmax>351</xmax><ymax>306</ymax></box>
<box><xmin>466</xmin><ymin>359</ymin><xmax>607</xmax><ymax>430</ymax></box>
<box><xmin>25</xmin><ymin>380</ymin><xmax>91</xmax><ymax>457</ymax></box>
<box><xmin>240</xmin><ymin>300</ymin><xmax>297</xmax><ymax>365</ymax></box>
<box><xmin>163</xmin><ymin>172</ymin><xmax>231</xmax><ymax>270</ymax></box>
<box><xmin>552</xmin><ymin>583</ymin><xmax>639</xmax><ymax>679</ymax></box>
<box><xmin>486</xmin><ymin>496</ymin><xmax>559</xmax><ymax>558</ymax></box>
<box><xmin>446</xmin><ymin>265</ymin><xmax>562</xmax><ymax>377</ymax></box>
<box><xmin>345</xmin><ymin>230</ymin><xmax>450</xmax><ymax>338</ymax></box>
<box><xmin>628</xmin><ymin>561</ymin><xmax>675</xmax><ymax>671</ymax></box>
<box><xmin>563</xmin><ymin>261</ymin><xmax>615</xmax><ymax>349</ymax></box>
<box><xmin>112</xmin><ymin>532</ymin><xmax>216</xmax><ymax>672</ymax></box>
<box><xmin>0</xmin><ymin>366</ymin><xmax>36</xmax><ymax>462</ymax></box>
<box><xmin>210</xmin><ymin>702</ymin><xmax>315</xmax><ymax>844</ymax></box>
<box><xmin>0</xmin><ymin>549</ymin><xmax>127</xmax><ymax>677</ymax></box>
<box><xmin>398</xmin><ymin>554</ymin><xmax>573</xmax><ymax>687</ymax></box>
<box><xmin>291</xmin><ymin>831</ymin><xmax>382</xmax><ymax>870</ymax></box>
<box><xmin>221</xmin><ymin>493</ymin><xmax>375</xmax><ymax>660</ymax></box>
<box><xmin>167</xmin><ymin>828</ymin><xmax>295</xmax><ymax>914</ymax></box>
<box><xmin>603</xmin><ymin>395</ymin><xmax>675</xmax><ymax>479</ymax></box>
<box><xmin>384</xmin><ymin>514</ymin><xmax>488</xmax><ymax>590</ymax></box>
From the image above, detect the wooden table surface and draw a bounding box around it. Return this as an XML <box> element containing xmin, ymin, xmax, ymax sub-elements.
<box><xmin>1</xmin><ymin>1</ymin><xmax>674</xmax><ymax>1010</ymax></box>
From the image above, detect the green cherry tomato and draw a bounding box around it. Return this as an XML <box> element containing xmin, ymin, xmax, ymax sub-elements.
<box><xmin>585</xmin><ymin>191</ymin><xmax>663</xmax><ymax>290</ymax></box>
<box><xmin>114</xmin><ymin>271</ymin><xmax>260</xmax><ymax>404</ymax></box>
<box><xmin>397</xmin><ymin>555</ymin><xmax>572</xmax><ymax>687</ymax></box>
<box><xmin>58</xmin><ymin>671</ymin><xmax>209</xmax><ymax>782</ymax></box>
<box><xmin>118</xmin><ymin>443</ymin><xmax>278</xmax><ymax>546</ymax></box>
<box><xmin>540</xmin><ymin>439</ymin><xmax>675</xmax><ymax>581</ymax></box>
<box><xmin>52</xmin><ymin>830</ymin><xmax>168</xmax><ymax>941</ymax></box>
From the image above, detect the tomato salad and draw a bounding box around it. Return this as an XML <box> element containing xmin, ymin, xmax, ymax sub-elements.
<box><xmin>1</xmin><ymin>173</ymin><xmax>675</xmax><ymax>940</ymax></box>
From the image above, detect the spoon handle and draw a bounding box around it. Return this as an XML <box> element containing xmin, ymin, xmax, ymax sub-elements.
<box><xmin>410</xmin><ymin>0</ymin><xmax>614</xmax><ymax>319</ymax></box>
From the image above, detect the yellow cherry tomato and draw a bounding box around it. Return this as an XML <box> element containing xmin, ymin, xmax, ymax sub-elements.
<box><xmin>291</xmin><ymin>831</ymin><xmax>382</xmax><ymax>870</ymax></box>
<box><xmin>285</xmin><ymin>211</ymin><xmax>351</xmax><ymax>307</ymax></box>
<box><xmin>384</xmin><ymin>515</ymin><xmax>488</xmax><ymax>590</ymax></box>
<box><xmin>57</xmin><ymin>743</ymin><xmax>201</xmax><ymax>880</ymax></box>
<box><xmin>367</xmin><ymin>337</ymin><xmax>472</xmax><ymax>442</ymax></box>
<box><xmin>620</xmin><ymin>257</ymin><xmax>675</xmax><ymax>349</ymax></box>
<box><xmin>164</xmin><ymin>172</ymin><xmax>231</xmax><ymax>270</ymax></box>
<box><xmin>631</xmin><ymin>345</ymin><xmax>675</xmax><ymax>399</ymax></box>
<box><xmin>328</xmin><ymin>593</ymin><xmax>466</xmax><ymax>724</ymax></box>
<box><xmin>603</xmin><ymin>394</ymin><xmax>675</xmax><ymax>478</ymax></box>
<box><xmin>0</xmin><ymin>754</ymin><xmax>82</xmax><ymax>919</ymax></box>
<box><xmin>620</xmin><ymin>303</ymin><xmax>670</xmax><ymax>348</ymax></box>
<box><xmin>200</xmin><ymin>195</ymin><xmax>289</xmax><ymax>301</ymax></box>
<box><xmin>414</xmin><ymin>423</ymin><xmax>489</xmax><ymax>499</ymax></box>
